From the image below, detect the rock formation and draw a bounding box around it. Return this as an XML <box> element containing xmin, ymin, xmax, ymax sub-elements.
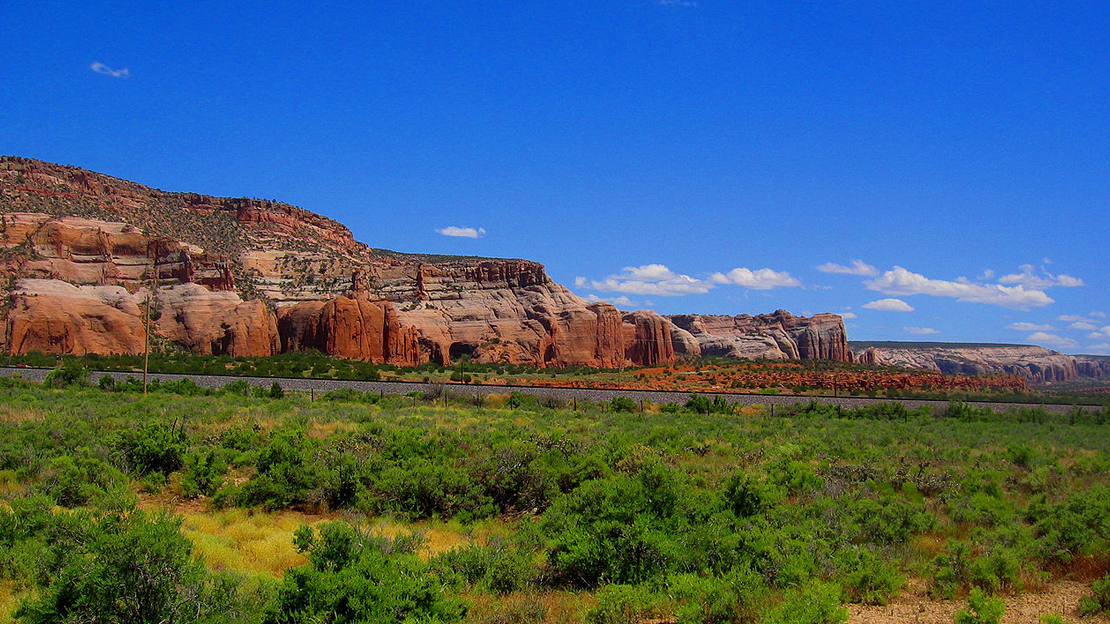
<box><xmin>0</xmin><ymin>156</ymin><xmax>850</xmax><ymax>368</ymax></box>
<box><xmin>667</xmin><ymin>310</ymin><xmax>851</xmax><ymax>361</ymax></box>
<box><xmin>853</xmin><ymin>343</ymin><xmax>1108</xmax><ymax>384</ymax></box>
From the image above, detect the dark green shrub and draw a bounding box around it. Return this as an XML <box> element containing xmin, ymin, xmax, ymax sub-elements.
<box><xmin>1079</xmin><ymin>574</ymin><xmax>1110</xmax><ymax>616</ymax></box>
<box><xmin>610</xmin><ymin>396</ymin><xmax>638</xmax><ymax>413</ymax></box>
<box><xmin>114</xmin><ymin>420</ymin><xmax>187</xmax><ymax>476</ymax></box>
<box><xmin>13</xmin><ymin>510</ymin><xmax>240</xmax><ymax>624</ymax></box>
<box><xmin>267</xmin><ymin>521</ymin><xmax>466</xmax><ymax>624</ymax></box>
<box><xmin>954</xmin><ymin>588</ymin><xmax>1004</xmax><ymax>624</ymax></box>
<box><xmin>43</xmin><ymin>361</ymin><xmax>89</xmax><ymax>388</ymax></box>
<box><xmin>181</xmin><ymin>448</ymin><xmax>228</xmax><ymax>499</ymax></box>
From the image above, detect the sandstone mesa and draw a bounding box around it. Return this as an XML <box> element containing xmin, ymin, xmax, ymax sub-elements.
<box><xmin>0</xmin><ymin>157</ymin><xmax>850</xmax><ymax>369</ymax></box>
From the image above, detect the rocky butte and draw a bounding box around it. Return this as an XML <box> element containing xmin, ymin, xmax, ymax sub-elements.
<box><xmin>0</xmin><ymin>156</ymin><xmax>850</xmax><ymax>367</ymax></box>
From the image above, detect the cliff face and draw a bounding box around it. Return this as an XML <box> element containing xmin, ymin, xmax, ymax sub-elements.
<box><xmin>668</xmin><ymin>311</ymin><xmax>851</xmax><ymax>362</ymax></box>
<box><xmin>853</xmin><ymin>343</ymin><xmax>1108</xmax><ymax>383</ymax></box>
<box><xmin>0</xmin><ymin>157</ymin><xmax>846</xmax><ymax>367</ymax></box>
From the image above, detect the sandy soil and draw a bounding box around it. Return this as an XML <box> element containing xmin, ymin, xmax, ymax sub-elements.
<box><xmin>849</xmin><ymin>580</ymin><xmax>1108</xmax><ymax>624</ymax></box>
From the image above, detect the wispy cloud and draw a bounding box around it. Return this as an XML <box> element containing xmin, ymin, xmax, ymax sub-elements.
<box><xmin>865</xmin><ymin>267</ymin><xmax>1054</xmax><ymax>309</ymax></box>
<box><xmin>998</xmin><ymin>264</ymin><xmax>1084</xmax><ymax>289</ymax></box>
<box><xmin>815</xmin><ymin>260</ymin><xmax>878</xmax><ymax>277</ymax></box>
<box><xmin>863</xmin><ymin>298</ymin><xmax>915</xmax><ymax>312</ymax></box>
<box><xmin>90</xmin><ymin>62</ymin><xmax>129</xmax><ymax>78</ymax></box>
<box><xmin>1027</xmin><ymin>332</ymin><xmax>1078</xmax><ymax>349</ymax></box>
<box><xmin>581</xmin><ymin>264</ymin><xmax>712</xmax><ymax>296</ymax></box>
<box><xmin>1069</xmin><ymin>321</ymin><xmax>1099</xmax><ymax>331</ymax></box>
<box><xmin>584</xmin><ymin>294</ymin><xmax>639</xmax><ymax>308</ymax></box>
<box><xmin>708</xmin><ymin>267</ymin><xmax>801</xmax><ymax>290</ymax></box>
<box><xmin>1006</xmin><ymin>322</ymin><xmax>1055</xmax><ymax>332</ymax></box>
<box><xmin>659</xmin><ymin>0</ymin><xmax>697</xmax><ymax>6</ymax></box>
<box><xmin>435</xmin><ymin>226</ymin><xmax>485</xmax><ymax>238</ymax></box>
<box><xmin>1091</xmin><ymin>311</ymin><xmax>1107</xmax><ymax>318</ymax></box>
<box><xmin>904</xmin><ymin>326</ymin><xmax>940</xmax><ymax>335</ymax></box>
<box><xmin>841</xmin><ymin>312</ymin><xmax>857</xmax><ymax>319</ymax></box>
<box><xmin>1086</xmin><ymin>343</ymin><xmax>1110</xmax><ymax>354</ymax></box>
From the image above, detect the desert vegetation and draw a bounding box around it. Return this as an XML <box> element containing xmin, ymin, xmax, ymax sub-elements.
<box><xmin>1</xmin><ymin>367</ymin><xmax>1109</xmax><ymax>623</ymax></box>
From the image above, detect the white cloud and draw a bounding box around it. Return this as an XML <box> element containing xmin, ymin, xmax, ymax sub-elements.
<box><xmin>841</xmin><ymin>312</ymin><xmax>857</xmax><ymax>319</ymax></box>
<box><xmin>585</xmin><ymin>264</ymin><xmax>712</xmax><ymax>296</ymax></box>
<box><xmin>584</xmin><ymin>294</ymin><xmax>638</xmax><ymax>308</ymax></box>
<box><xmin>977</xmin><ymin>269</ymin><xmax>996</xmax><ymax>280</ymax></box>
<box><xmin>435</xmin><ymin>226</ymin><xmax>485</xmax><ymax>238</ymax></box>
<box><xmin>904</xmin><ymin>326</ymin><xmax>940</xmax><ymax>335</ymax></box>
<box><xmin>863</xmin><ymin>298</ymin><xmax>915</xmax><ymax>312</ymax></box>
<box><xmin>1027</xmin><ymin>332</ymin><xmax>1078</xmax><ymax>349</ymax></box>
<box><xmin>1086</xmin><ymin>343</ymin><xmax>1110</xmax><ymax>354</ymax></box>
<box><xmin>1058</xmin><ymin>314</ymin><xmax>1086</xmax><ymax>322</ymax></box>
<box><xmin>815</xmin><ymin>260</ymin><xmax>879</xmax><ymax>277</ymax></box>
<box><xmin>1069</xmin><ymin>321</ymin><xmax>1099</xmax><ymax>331</ymax></box>
<box><xmin>708</xmin><ymin>267</ymin><xmax>801</xmax><ymax>290</ymax></box>
<box><xmin>90</xmin><ymin>62</ymin><xmax>129</xmax><ymax>78</ymax></box>
<box><xmin>1006</xmin><ymin>322</ymin><xmax>1055</xmax><ymax>332</ymax></box>
<box><xmin>1089</xmin><ymin>326</ymin><xmax>1110</xmax><ymax>339</ymax></box>
<box><xmin>1091</xmin><ymin>311</ymin><xmax>1107</xmax><ymax>318</ymax></box>
<box><xmin>865</xmin><ymin>266</ymin><xmax>1053</xmax><ymax>309</ymax></box>
<box><xmin>998</xmin><ymin>264</ymin><xmax>1084</xmax><ymax>289</ymax></box>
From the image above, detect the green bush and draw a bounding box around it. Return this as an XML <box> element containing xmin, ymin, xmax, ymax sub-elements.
<box><xmin>1079</xmin><ymin>574</ymin><xmax>1110</xmax><ymax>616</ymax></box>
<box><xmin>762</xmin><ymin>580</ymin><xmax>847</xmax><ymax>624</ymax></box>
<box><xmin>267</xmin><ymin>521</ymin><xmax>466</xmax><ymax>624</ymax></box>
<box><xmin>586</xmin><ymin>584</ymin><xmax>663</xmax><ymax>624</ymax></box>
<box><xmin>954</xmin><ymin>588</ymin><xmax>1004</xmax><ymax>624</ymax></box>
<box><xmin>13</xmin><ymin>509</ymin><xmax>248</xmax><ymax>624</ymax></box>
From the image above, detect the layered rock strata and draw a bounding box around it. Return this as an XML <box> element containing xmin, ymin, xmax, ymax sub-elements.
<box><xmin>853</xmin><ymin>343</ymin><xmax>1109</xmax><ymax>383</ymax></box>
<box><xmin>0</xmin><ymin>157</ymin><xmax>849</xmax><ymax>368</ymax></box>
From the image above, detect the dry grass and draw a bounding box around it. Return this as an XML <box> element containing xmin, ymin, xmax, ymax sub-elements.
<box><xmin>464</xmin><ymin>590</ymin><xmax>588</xmax><ymax>624</ymax></box>
<box><xmin>177</xmin><ymin>508</ymin><xmax>318</xmax><ymax>577</ymax></box>
<box><xmin>0</xmin><ymin>580</ymin><xmax>28</xmax><ymax>624</ymax></box>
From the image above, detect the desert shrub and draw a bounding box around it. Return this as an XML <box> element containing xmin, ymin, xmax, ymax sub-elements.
<box><xmin>239</xmin><ymin>427</ymin><xmax>323</xmax><ymax>510</ymax></box>
<box><xmin>13</xmin><ymin>509</ymin><xmax>249</xmax><ymax>624</ymax></box>
<box><xmin>722</xmin><ymin>473</ymin><xmax>780</xmax><ymax>518</ymax></box>
<box><xmin>269</xmin><ymin>382</ymin><xmax>284</xmax><ymax>399</ymax></box>
<box><xmin>266</xmin><ymin>522</ymin><xmax>466</xmax><ymax>624</ymax></box>
<box><xmin>666</xmin><ymin>567</ymin><xmax>766</xmax><ymax>624</ymax></box>
<box><xmin>836</xmin><ymin>547</ymin><xmax>903</xmax><ymax>605</ymax></box>
<box><xmin>586</xmin><ymin>584</ymin><xmax>663</xmax><ymax>624</ymax></box>
<box><xmin>762</xmin><ymin>580</ymin><xmax>847</xmax><ymax>624</ymax></box>
<box><xmin>953</xmin><ymin>588</ymin><xmax>1004</xmax><ymax>624</ymax></box>
<box><xmin>1079</xmin><ymin>574</ymin><xmax>1110</xmax><ymax>616</ymax></box>
<box><xmin>40</xmin><ymin>452</ymin><xmax>130</xmax><ymax>508</ymax></box>
<box><xmin>180</xmin><ymin>448</ymin><xmax>228</xmax><ymax>499</ymax></box>
<box><xmin>43</xmin><ymin>361</ymin><xmax>89</xmax><ymax>388</ymax></box>
<box><xmin>932</xmin><ymin>541</ymin><xmax>973</xmax><ymax>599</ymax></box>
<box><xmin>113</xmin><ymin>420</ymin><xmax>187</xmax><ymax>477</ymax></box>
<box><xmin>430</xmin><ymin>541</ymin><xmax>535</xmax><ymax>595</ymax></box>
<box><xmin>609</xmin><ymin>396</ymin><xmax>638</xmax><ymax>413</ymax></box>
<box><xmin>1028</xmin><ymin>484</ymin><xmax>1110</xmax><ymax>563</ymax></box>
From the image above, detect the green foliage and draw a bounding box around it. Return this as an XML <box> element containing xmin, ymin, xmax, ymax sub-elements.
<box><xmin>267</xmin><ymin>521</ymin><xmax>466</xmax><ymax>624</ymax></box>
<box><xmin>1079</xmin><ymin>574</ymin><xmax>1110</xmax><ymax>616</ymax></box>
<box><xmin>113</xmin><ymin>420</ymin><xmax>188</xmax><ymax>476</ymax></box>
<box><xmin>609</xmin><ymin>396</ymin><xmax>638</xmax><ymax>413</ymax></box>
<box><xmin>181</xmin><ymin>448</ymin><xmax>228</xmax><ymax>498</ymax></box>
<box><xmin>953</xmin><ymin>588</ymin><xmax>1005</xmax><ymax>624</ymax></box>
<box><xmin>43</xmin><ymin>361</ymin><xmax>89</xmax><ymax>388</ymax></box>
<box><xmin>586</xmin><ymin>584</ymin><xmax>662</xmax><ymax>624</ymax></box>
<box><xmin>763</xmin><ymin>580</ymin><xmax>847</xmax><ymax>624</ymax></box>
<box><xmin>12</xmin><ymin>509</ymin><xmax>253</xmax><ymax>624</ymax></box>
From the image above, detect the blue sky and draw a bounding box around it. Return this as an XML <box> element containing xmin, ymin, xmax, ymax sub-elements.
<box><xmin>3</xmin><ymin>1</ymin><xmax>1108</xmax><ymax>354</ymax></box>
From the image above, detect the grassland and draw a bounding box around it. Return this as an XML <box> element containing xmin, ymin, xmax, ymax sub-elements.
<box><xmin>1</xmin><ymin>372</ymin><xmax>1109</xmax><ymax>623</ymax></box>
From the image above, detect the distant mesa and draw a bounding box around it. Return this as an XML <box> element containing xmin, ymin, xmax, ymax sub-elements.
<box><xmin>851</xmin><ymin>341</ymin><xmax>1110</xmax><ymax>383</ymax></box>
